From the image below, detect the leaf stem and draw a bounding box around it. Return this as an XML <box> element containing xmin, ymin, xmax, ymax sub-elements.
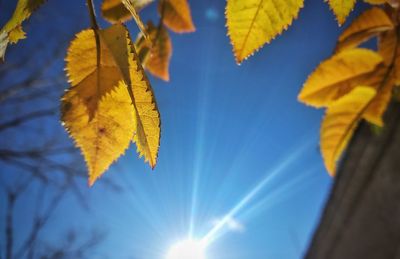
<box><xmin>85</xmin><ymin>0</ymin><xmax>101</xmax><ymax>122</ymax></box>
<box><xmin>86</xmin><ymin>0</ymin><xmax>99</xmax><ymax>30</ymax></box>
<box><xmin>138</xmin><ymin>0</ymin><xmax>167</xmax><ymax>64</ymax></box>
<box><xmin>122</xmin><ymin>0</ymin><xmax>150</xmax><ymax>44</ymax></box>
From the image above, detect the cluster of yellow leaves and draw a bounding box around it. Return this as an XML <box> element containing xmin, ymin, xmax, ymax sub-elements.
<box><xmin>0</xmin><ymin>0</ymin><xmax>195</xmax><ymax>185</ymax></box>
<box><xmin>101</xmin><ymin>0</ymin><xmax>195</xmax><ymax>81</ymax></box>
<box><xmin>0</xmin><ymin>0</ymin><xmax>46</xmax><ymax>61</ymax></box>
<box><xmin>299</xmin><ymin>6</ymin><xmax>399</xmax><ymax>175</ymax></box>
<box><xmin>60</xmin><ymin>0</ymin><xmax>195</xmax><ymax>185</ymax></box>
<box><xmin>225</xmin><ymin>0</ymin><xmax>400</xmax><ymax>175</ymax></box>
<box><xmin>62</xmin><ymin>24</ymin><xmax>160</xmax><ymax>186</ymax></box>
<box><xmin>225</xmin><ymin>0</ymin><xmax>395</xmax><ymax>63</ymax></box>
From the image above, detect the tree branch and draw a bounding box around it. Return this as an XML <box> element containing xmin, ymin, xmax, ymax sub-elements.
<box><xmin>0</xmin><ymin>108</ymin><xmax>56</xmax><ymax>132</ymax></box>
<box><xmin>5</xmin><ymin>192</ymin><xmax>16</xmax><ymax>259</ymax></box>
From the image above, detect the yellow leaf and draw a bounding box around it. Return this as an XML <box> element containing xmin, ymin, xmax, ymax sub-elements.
<box><xmin>0</xmin><ymin>0</ymin><xmax>45</xmax><ymax>60</ymax></box>
<box><xmin>159</xmin><ymin>0</ymin><xmax>195</xmax><ymax>33</ymax></box>
<box><xmin>8</xmin><ymin>25</ymin><xmax>26</xmax><ymax>44</ymax></box>
<box><xmin>129</xmin><ymin>57</ymin><xmax>161</xmax><ymax>168</ymax></box>
<box><xmin>2</xmin><ymin>0</ymin><xmax>44</xmax><ymax>33</ymax></box>
<box><xmin>100</xmin><ymin>23</ymin><xmax>160</xmax><ymax>170</ymax></box>
<box><xmin>328</xmin><ymin>0</ymin><xmax>356</xmax><ymax>25</ymax></box>
<box><xmin>378</xmin><ymin>30</ymin><xmax>400</xmax><ymax>84</ymax></box>
<box><xmin>298</xmin><ymin>48</ymin><xmax>382</xmax><ymax>107</ymax></box>
<box><xmin>103</xmin><ymin>25</ymin><xmax>161</xmax><ymax>168</ymax></box>
<box><xmin>321</xmin><ymin>86</ymin><xmax>376</xmax><ymax>175</ymax></box>
<box><xmin>226</xmin><ymin>0</ymin><xmax>304</xmax><ymax>63</ymax></box>
<box><xmin>136</xmin><ymin>22</ymin><xmax>172</xmax><ymax>81</ymax></box>
<box><xmin>62</xmin><ymin>24</ymin><xmax>160</xmax><ymax>185</ymax></box>
<box><xmin>101</xmin><ymin>0</ymin><xmax>153</xmax><ymax>23</ymax></box>
<box><xmin>62</xmin><ymin>82</ymin><xmax>136</xmax><ymax>186</ymax></box>
<box><xmin>101</xmin><ymin>0</ymin><xmax>131</xmax><ymax>23</ymax></box>
<box><xmin>65</xmin><ymin>29</ymin><xmax>123</xmax><ymax>120</ymax></box>
<box><xmin>336</xmin><ymin>7</ymin><xmax>393</xmax><ymax>52</ymax></box>
<box><xmin>363</xmin><ymin>69</ymin><xmax>396</xmax><ymax>126</ymax></box>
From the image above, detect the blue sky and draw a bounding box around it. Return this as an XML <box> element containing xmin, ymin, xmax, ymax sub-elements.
<box><xmin>0</xmin><ymin>0</ymin><xmax>372</xmax><ymax>258</ymax></box>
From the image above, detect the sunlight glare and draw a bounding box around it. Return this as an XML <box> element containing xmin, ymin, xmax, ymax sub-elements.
<box><xmin>166</xmin><ymin>239</ymin><xmax>207</xmax><ymax>259</ymax></box>
<box><xmin>201</xmin><ymin>141</ymin><xmax>312</xmax><ymax>246</ymax></box>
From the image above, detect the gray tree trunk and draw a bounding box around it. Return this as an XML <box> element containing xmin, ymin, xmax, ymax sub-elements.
<box><xmin>305</xmin><ymin>101</ymin><xmax>400</xmax><ymax>259</ymax></box>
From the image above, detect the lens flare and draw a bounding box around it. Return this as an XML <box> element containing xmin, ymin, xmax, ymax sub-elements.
<box><xmin>201</xmin><ymin>141</ymin><xmax>312</xmax><ymax>246</ymax></box>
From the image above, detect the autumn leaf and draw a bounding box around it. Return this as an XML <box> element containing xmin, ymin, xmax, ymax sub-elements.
<box><xmin>379</xmin><ymin>30</ymin><xmax>396</xmax><ymax>66</ymax></box>
<box><xmin>136</xmin><ymin>22</ymin><xmax>172</xmax><ymax>81</ymax></box>
<box><xmin>101</xmin><ymin>0</ymin><xmax>153</xmax><ymax>23</ymax></box>
<box><xmin>378</xmin><ymin>29</ymin><xmax>400</xmax><ymax>84</ymax></box>
<box><xmin>102</xmin><ymin>25</ymin><xmax>161</xmax><ymax>168</ymax></box>
<box><xmin>146</xmin><ymin>24</ymin><xmax>172</xmax><ymax>81</ymax></box>
<box><xmin>321</xmin><ymin>86</ymin><xmax>376</xmax><ymax>175</ymax></box>
<box><xmin>336</xmin><ymin>7</ymin><xmax>393</xmax><ymax>52</ymax></box>
<box><xmin>226</xmin><ymin>0</ymin><xmax>304</xmax><ymax>64</ymax></box>
<box><xmin>363</xmin><ymin>76</ymin><xmax>395</xmax><ymax>126</ymax></box>
<box><xmin>357</xmin><ymin>60</ymin><xmax>397</xmax><ymax>126</ymax></box>
<box><xmin>65</xmin><ymin>28</ymin><xmax>123</xmax><ymax>120</ymax></box>
<box><xmin>328</xmin><ymin>0</ymin><xmax>356</xmax><ymax>25</ymax></box>
<box><xmin>62</xmin><ymin>24</ymin><xmax>160</xmax><ymax>185</ymax></box>
<box><xmin>128</xmin><ymin>58</ymin><xmax>161</xmax><ymax>168</ymax></box>
<box><xmin>298</xmin><ymin>48</ymin><xmax>382</xmax><ymax>107</ymax></box>
<box><xmin>0</xmin><ymin>0</ymin><xmax>45</xmax><ymax>61</ymax></box>
<box><xmin>62</xmin><ymin>82</ymin><xmax>136</xmax><ymax>186</ymax></box>
<box><xmin>101</xmin><ymin>0</ymin><xmax>131</xmax><ymax>23</ymax></box>
<box><xmin>159</xmin><ymin>0</ymin><xmax>195</xmax><ymax>33</ymax></box>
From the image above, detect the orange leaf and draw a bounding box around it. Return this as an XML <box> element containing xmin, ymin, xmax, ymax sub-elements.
<box><xmin>101</xmin><ymin>0</ymin><xmax>153</xmax><ymax>23</ymax></box>
<box><xmin>159</xmin><ymin>0</ymin><xmax>195</xmax><ymax>33</ymax></box>
<box><xmin>363</xmin><ymin>69</ymin><xmax>396</xmax><ymax>126</ymax></box>
<box><xmin>146</xmin><ymin>23</ymin><xmax>172</xmax><ymax>81</ymax></box>
<box><xmin>336</xmin><ymin>7</ymin><xmax>393</xmax><ymax>52</ymax></box>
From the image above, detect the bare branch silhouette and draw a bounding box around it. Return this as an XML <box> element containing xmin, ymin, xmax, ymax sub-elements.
<box><xmin>0</xmin><ymin>2</ymin><xmax>118</xmax><ymax>259</ymax></box>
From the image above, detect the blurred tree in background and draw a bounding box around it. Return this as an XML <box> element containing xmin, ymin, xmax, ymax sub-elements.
<box><xmin>0</xmin><ymin>2</ymin><xmax>120</xmax><ymax>258</ymax></box>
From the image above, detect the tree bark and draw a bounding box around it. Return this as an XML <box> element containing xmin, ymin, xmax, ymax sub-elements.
<box><xmin>306</xmin><ymin>101</ymin><xmax>400</xmax><ymax>259</ymax></box>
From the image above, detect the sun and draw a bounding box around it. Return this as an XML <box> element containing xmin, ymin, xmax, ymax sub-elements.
<box><xmin>166</xmin><ymin>239</ymin><xmax>207</xmax><ymax>259</ymax></box>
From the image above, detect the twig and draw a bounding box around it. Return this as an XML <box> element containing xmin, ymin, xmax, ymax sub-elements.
<box><xmin>5</xmin><ymin>192</ymin><xmax>16</xmax><ymax>259</ymax></box>
<box><xmin>15</xmin><ymin>188</ymin><xmax>66</xmax><ymax>259</ymax></box>
<box><xmin>0</xmin><ymin>108</ymin><xmax>56</xmax><ymax>132</ymax></box>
